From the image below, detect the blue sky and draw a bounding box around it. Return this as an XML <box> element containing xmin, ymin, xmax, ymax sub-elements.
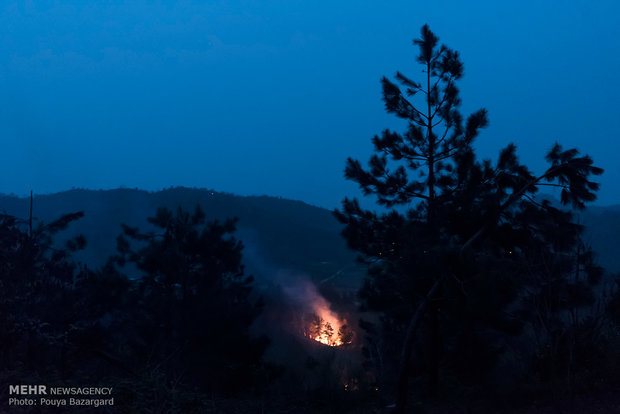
<box><xmin>1</xmin><ymin>1</ymin><xmax>619</xmax><ymax>208</ymax></box>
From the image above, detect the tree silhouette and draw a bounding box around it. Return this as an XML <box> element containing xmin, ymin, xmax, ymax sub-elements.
<box><xmin>513</xmin><ymin>210</ymin><xmax>605</xmax><ymax>387</ymax></box>
<box><xmin>336</xmin><ymin>24</ymin><xmax>603</xmax><ymax>412</ymax></box>
<box><xmin>0</xmin><ymin>210</ymin><xmax>87</xmax><ymax>379</ymax></box>
<box><xmin>116</xmin><ymin>205</ymin><xmax>268</xmax><ymax>393</ymax></box>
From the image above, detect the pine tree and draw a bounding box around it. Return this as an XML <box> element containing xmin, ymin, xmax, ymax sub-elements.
<box><xmin>0</xmin><ymin>210</ymin><xmax>87</xmax><ymax>378</ymax></box>
<box><xmin>336</xmin><ymin>24</ymin><xmax>603</xmax><ymax>412</ymax></box>
<box><xmin>116</xmin><ymin>205</ymin><xmax>268</xmax><ymax>393</ymax></box>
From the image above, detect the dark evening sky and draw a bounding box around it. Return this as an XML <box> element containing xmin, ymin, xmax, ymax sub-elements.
<box><xmin>1</xmin><ymin>1</ymin><xmax>619</xmax><ymax>208</ymax></box>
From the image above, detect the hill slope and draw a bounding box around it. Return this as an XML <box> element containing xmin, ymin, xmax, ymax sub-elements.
<box><xmin>0</xmin><ymin>188</ymin><xmax>364</xmax><ymax>288</ymax></box>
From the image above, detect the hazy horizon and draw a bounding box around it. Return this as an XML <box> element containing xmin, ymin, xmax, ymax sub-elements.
<box><xmin>2</xmin><ymin>185</ymin><xmax>619</xmax><ymax>212</ymax></box>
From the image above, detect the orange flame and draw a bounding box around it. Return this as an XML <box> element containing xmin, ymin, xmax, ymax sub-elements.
<box><xmin>304</xmin><ymin>302</ymin><xmax>353</xmax><ymax>347</ymax></box>
<box><xmin>281</xmin><ymin>274</ymin><xmax>353</xmax><ymax>347</ymax></box>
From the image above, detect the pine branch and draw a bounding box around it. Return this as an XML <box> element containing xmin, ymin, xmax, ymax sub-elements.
<box><xmin>435</xmin><ymin>146</ymin><xmax>462</xmax><ymax>161</ymax></box>
<box><xmin>523</xmin><ymin>194</ymin><xmax>548</xmax><ymax>210</ymax></box>
<box><xmin>403</xmin><ymin>190</ymin><xmax>430</xmax><ymax>201</ymax></box>
<box><xmin>435</xmin><ymin>124</ymin><xmax>452</xmax><ymax>148</ymax></box>
<box><xmin>384</xmin><ymin>147</ymin><xmax>427</xmax><ymax>162</ymax></box>
<box><xmin>430</xmin><ymin>78</ymin><xmax>453</xmax><ymax>120</ymax></box>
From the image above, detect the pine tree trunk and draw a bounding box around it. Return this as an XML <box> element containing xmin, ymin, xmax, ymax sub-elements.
<box><xmin>394</xmin><ymin>278</ymin><xmax>442</xmax><ymax>413</ymax></box>
<box><xmin>429</xmin><ymin>303</ymin><xmax>440</xmax><ymax>396</ymax></box>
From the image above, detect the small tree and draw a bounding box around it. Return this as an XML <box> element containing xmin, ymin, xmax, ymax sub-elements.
<box><xmin>336</xmin><ymin>25</ymin><xmax>602</xmax><ymax>412</ymax></box>
<box><xmin>0</xmin><ymin>210</ymin><xmax>87</xmax><ymax>378</ymax></box>
<box><xmin>116</xmin><ymin>205</ymin><xmax>268</xmax><ymax>393</ymax></box>
<box><xmin>515</xmin><ymin>215</ymin><xmax>605</xmax><ymax>389</ymax></box>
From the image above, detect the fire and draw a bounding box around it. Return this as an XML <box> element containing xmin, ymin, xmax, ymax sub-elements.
<box><xmin>280</xmin><ymin>273</ymin><xmax>353</xmax><ymax>347</ymax></box>
<box><xmin>304</xmin><ymin>305</ymin><xmax>353</xmax><ymax>347</ymax></box>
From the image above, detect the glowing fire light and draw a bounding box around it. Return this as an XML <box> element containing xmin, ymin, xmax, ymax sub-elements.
<box><xmin>304</xmin><ymin>305</ymin><xmax>353</xmax><ymax>347</ymax></box>
<box><xmin>282</xmin><ymin>274</ymin><xmax>353</xmax><ymax>347</ymax></box>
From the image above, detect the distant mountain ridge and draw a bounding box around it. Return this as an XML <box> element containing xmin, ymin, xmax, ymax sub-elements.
<box><xmin>0</xmin><ymin>188</ymin><xmax>364</xmax><ymax>289</ymax></box>
<box><xmin>0</xmin><ymin>188</ymin><xmax>618</xmax><ymax>285</ymax></box>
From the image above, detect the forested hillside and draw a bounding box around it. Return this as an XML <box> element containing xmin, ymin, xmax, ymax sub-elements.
<box><xmin>0</xmin><ymin>187</ymin><xmax>364</xmax><ymax>289</ymax></box>
<box><xmin>0</xmin><ymin>188</ymin><xmax>617</xmax><ymax>278</ymax></box>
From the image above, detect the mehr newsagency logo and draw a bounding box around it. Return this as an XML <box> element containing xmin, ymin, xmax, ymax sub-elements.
<box><xmin>8</xmin><ymin>385</ymin><xmax>114</xmax><ymax>408</ymax></box>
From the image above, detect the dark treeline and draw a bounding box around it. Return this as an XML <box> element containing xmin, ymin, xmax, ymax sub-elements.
<box><xmin>0</xmin><ymin>206</ymin><xmax>278</xmax><ymax>413</ymax></box>
<box><xmin>2</xmin><ymin>25</ymin><xmax>620</xmax><ymax>414</ymax></box>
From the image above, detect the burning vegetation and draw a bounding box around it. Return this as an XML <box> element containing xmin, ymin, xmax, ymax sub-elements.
<box><xmin>279</xmin><ymin>272</ymin><xmax>355</xmax><ymax>347</ymax></box>
<box><xmin>303</xmin><ymin>310</ymin><xmax>354</xmax><ymax>347</ymax></box>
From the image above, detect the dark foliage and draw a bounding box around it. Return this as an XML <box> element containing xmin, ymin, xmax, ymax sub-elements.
<box><xmin>0</xmin><ymin>211</ymin><xmax>87</xmax><ymax>379</ymax></box>
<box><xmin>0</xmin><ymin>204</ymin><xmax>272</xmax><ymax>412</ymax></box>
<box><xmin>114</xmin><ymin>205</ymin><xmax>269</xmax><ymax>394</ymax></box>
<box><xmin>335</xmin><ymin>24</ymin><xmax>604</xmax><ymax>412</ymax></box>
